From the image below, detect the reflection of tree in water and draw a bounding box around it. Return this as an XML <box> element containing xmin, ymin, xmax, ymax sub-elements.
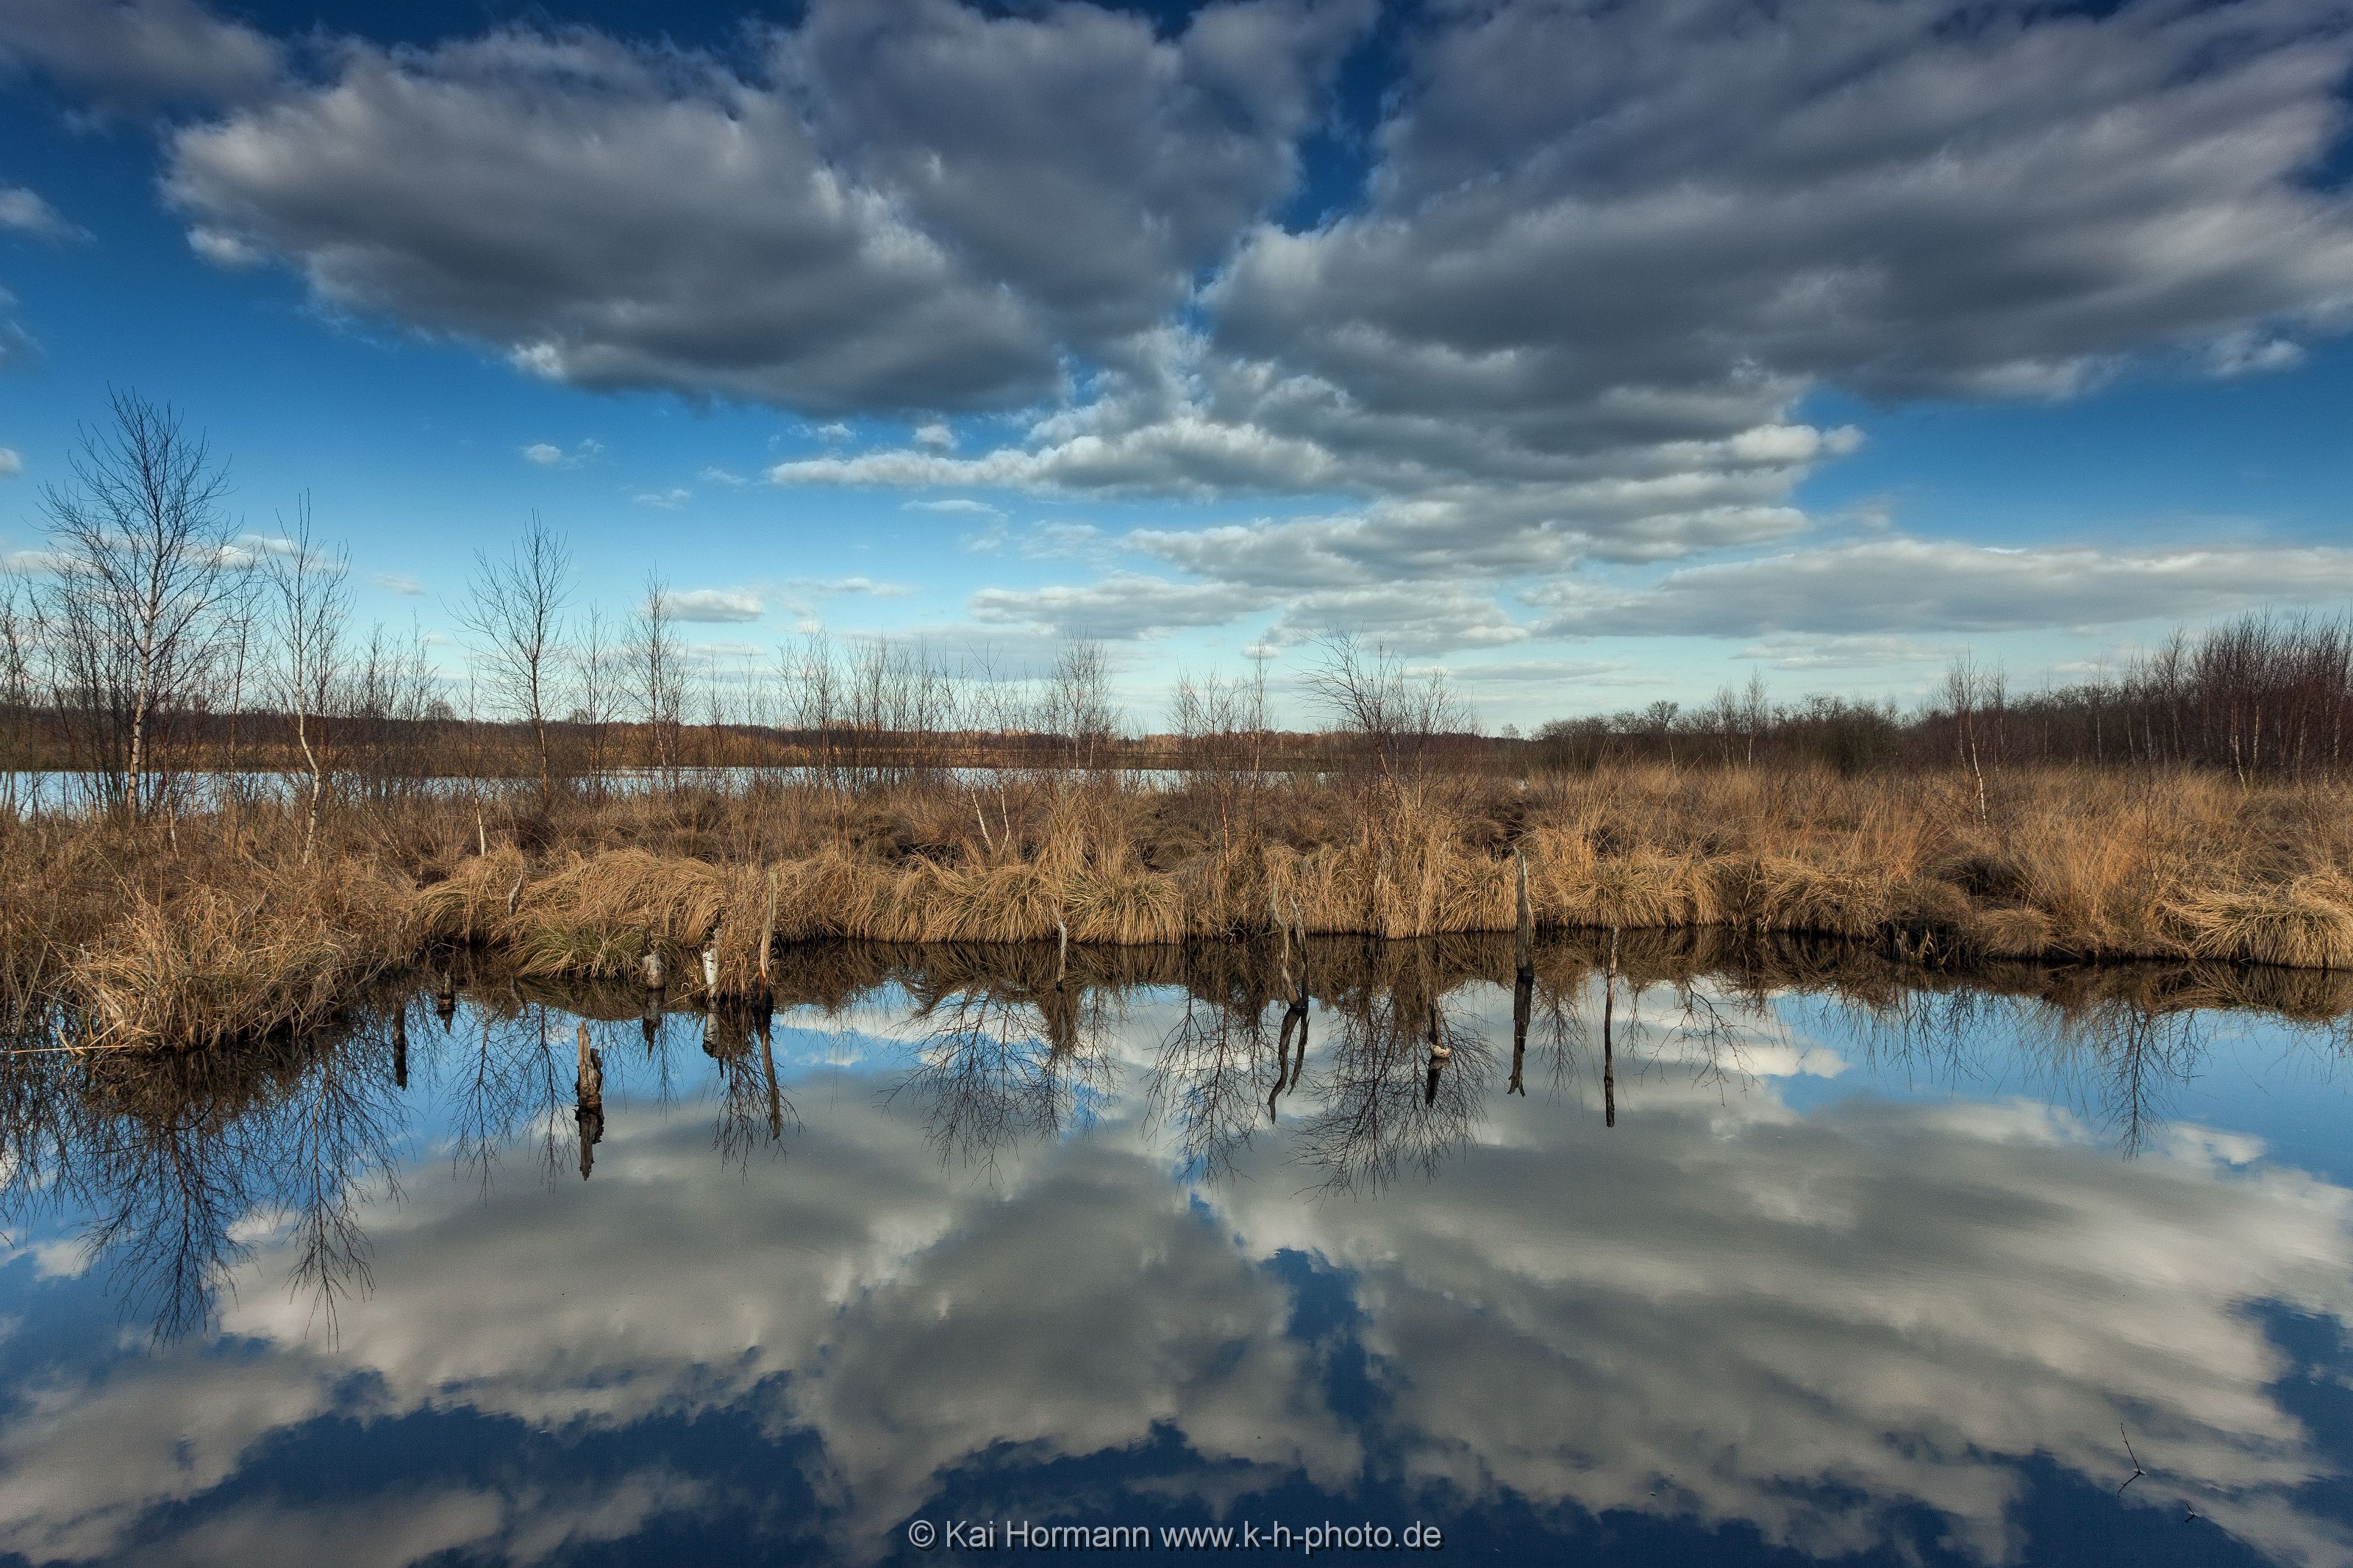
<box><xmin>4</xmin><ymin>930</ymin><xmax>2344</xmax><ymax>1341</ymax></box>
<box><xmin>889</xmin><ymin>975</ymin><xmax>1115</xmax><ymax>1177</ymax></box>
<box><xmin>1146</xmin><ymin>991</ymin><xmax>1278</xmax><ymax>1184</ymax></box>
<box><xmin>703</xmin><ymin>1004</ymin><xmax>797</xmax><ymax>1170</ymax></box>
<box><xmin>1291</xmin><ymin>945</ymin><xmax>1497</xmax><ymax>1197</ymax></box>
<box><xmin>446</xmin><ymin>988</ymin><xmax>568</xmax><ymax>1189</ymax></box>
<box><xmin>1843</xmin><ymin>984</ymin><xmax>2224</xmax><ymax>1156</ymax></box>
<box><xmin>0</xmin><ymin>1009</ymin><xmax>407</xmax><ymax>1342</ymax></box>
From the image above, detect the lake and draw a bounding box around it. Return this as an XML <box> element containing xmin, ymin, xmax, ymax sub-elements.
<box><xmin>1</xmin><ymin>935</ymin><xmax>2349</xmax><ymax>1566</ymax></box>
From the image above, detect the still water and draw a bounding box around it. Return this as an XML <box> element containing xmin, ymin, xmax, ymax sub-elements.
<box><xmin>3</xmin><ymin>937</ymin><xmax>2352</xmax><ymax>1567</ymax></box>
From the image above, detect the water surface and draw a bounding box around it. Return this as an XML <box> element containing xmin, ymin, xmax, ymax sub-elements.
<box><xmin>3</xmin><ymin>937</ymin><xmax>2350</xmax><ymax>1566</ymax></box>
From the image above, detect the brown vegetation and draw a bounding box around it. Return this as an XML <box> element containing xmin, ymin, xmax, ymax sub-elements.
<box><xmin>5</xmin><ymin>760</ymin><xmax>2352</xmax><ymax>1050</ymax></box>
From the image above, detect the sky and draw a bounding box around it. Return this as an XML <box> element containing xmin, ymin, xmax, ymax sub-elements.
<box><xmin>1</xmin><ymin>0</ymin><xmax>2351</xmax><ymax>731</ymax></box>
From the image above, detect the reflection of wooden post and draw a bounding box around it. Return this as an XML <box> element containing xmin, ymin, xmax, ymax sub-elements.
<box><xmin>393</xmin><ymin>1005</ymin><xmax>409</xmax><ymax>1090</ymax></box>
<box><xmin>1510</xmin><ymin>975</ymin><xmax>1530</xmax><ymax>1098</ymax></box>
<box><xmin>1602</xmin><ymin>926</ymin><xmax>1618</xmax><ymax>1128</ymax></box>
<box><xmin>575</xmin><ymin>1020</ymin><xmax>605</xmax><ymax>1181</ymax></box>
<box><xmin>1055</xmin><ymin>912</ymin><xmax>1069</xmax><ymax>989</ymax></box>
<box><xmin>759</xmin><ymin>1010</ymin><xmax>782</xmax><ymax>1140</ymax></box>
<box><xmin>435</xmin><ymin>970</ymin><xmax>457</xmax><ymax>1031</ymax></box>
<box><xmin>1424</xmin><ymin>999</ymin><xmax>1452</xmax><ymax>1106</ymax></box>
<box><xmin>1511</xmin><ymin>851</ymin><xmax>1535</xmax><ymax>1096</ymax></box>
<box><xmin>576</xmin><ymin>1020</ymin><xmax>603</xmax><ymax>1113</ymax></box>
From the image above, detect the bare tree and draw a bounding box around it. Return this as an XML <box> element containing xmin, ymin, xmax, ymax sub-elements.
<box><xmin>1042</xmin><ymin>637</ymin><xmax>1118</xmax><ymax>777</ymax></box>
<box><xmin>344</xmin><ymin>617</ymin><xmax>436</xmax><ymax>801</ymax></box>
<box><xmin>0</xmin><ymin>569</ymin><xmax>35</xmax><ymax>815</ymax></box>
<box><xmin>632</xmin><ymin>575</ymin><xmax>686</xmax><ymax>786</ymax></box>
<box><xmin>571</xmin><ymin>605</ymin><xmax>620</xmax><ymax>798</ymax></box>
<box><xmin>36</xmin><ymin>389</ymin><xmax>247</xmax><ymax>820</ymax></box>
<box><xmin>455</xmin><ymin>515</ymin><xmax>572</xmax><ymax>808</ymax></box>
<box><xmin>1304</xmin><ymin>631</ymin><xmax>1470</xmax><ymax>805</ymax></box>
<box><xmin>263</xmin><ymin>498</ymin><xmax>350</xmax><ymax>862</ymax></box>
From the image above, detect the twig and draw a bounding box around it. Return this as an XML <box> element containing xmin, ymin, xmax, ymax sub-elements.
<box><xmin>2117</xmin><ymin>1423</ymin><xmax>2146</xmax><ymax>1496</ymax></box>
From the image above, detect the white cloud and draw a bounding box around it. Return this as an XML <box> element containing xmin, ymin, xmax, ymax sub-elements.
<box><xmin>696</xmin><ymin>466</ymin><xmax>748</xmax><ymax>488</ymax></box>
<box><xmin>0</xmin><ymin>185</ymin><xmax>86</xmax><ymax>243</ymax></box>
<box><xmin>791</xmin><ymin>576</ymin><xmax>910</xmax><ymax>598</ymax></box>
<box><xmin>901</xmin><ymin>497</ymin><xmax>999</xmax><ymax>516</ymax></box>
<box><xmin>370</xmin><ymin>571</ymin><xmax>424</xmax><ymax>596</ymax></box>
<box><xmin>185</xmin><ymin>226</ymin><xmax>261</xmax><ymax>268</ymax></box>
<box><xmin>1531</xmin><ymin>537</ymin><xmax>2353</xmax><ymax>639</ymax></box>
<box><xmin>632</xmin><ymin>487</ymin><xmax>690</xmax><ymax>509</ymax></box>
<box><xmin>660</xmin><ymin>587</ymin><xmax>764</xmax><ymax>623</ymax></box>
<box><xmin>520</xmin><ymin>443</ymin><xmax>563</xmax><ymax>467</ymax></box>
<box><xmin>0</xmin><ymin>448</ymin><xmax>21</xmax><ymax>478</ymax></box>
<box><xmin>912</xmin><ymin>420</ymin><xmax>954</xmax><ymax>450</ymax></box>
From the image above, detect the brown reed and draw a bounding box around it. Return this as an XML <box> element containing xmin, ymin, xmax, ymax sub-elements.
<box><xmin>9</xmin><ymin>762</ymin><xmax>2352</xmax><ymax>1049</ymax></box>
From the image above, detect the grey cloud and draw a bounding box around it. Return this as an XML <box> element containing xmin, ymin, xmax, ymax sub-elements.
<box><xmin>163</xmin><ymin>2</ymin><xmax>1369</xmax><ymax>417</ymax></box>
<box><xmin>0</xmin><ymin>0</ymin><xmax>282</xmax><ymax>110</ymax></box>
<box><xmin>788</xmin><ymin>0</ymin><xmax>1370</xmax><ymax>354</ymax></box>
<box><xmin>970</xmin><ymin>573</ymin><xmax>1280</xmax><ymax>640</ymax></box>
<box><xmin>1531</xmin><ymin>538</ymin><xmax>2353</xmax><ymax>638</ymax></box>
<box><xmin>1222</xmin><ymin>0</ymin><xmax>2353</xmax><ymax>414</ymax></box>
<box><xmin>1263</xmin><ymin>581</ymin><xmax>1531</xmax><ymax>655</ymax></box>
<box><xmin>785</xmin><ymin>0</ymin><xmax>2353</xmax><ymax>594</ymax></box>
<box><xmin>1737</xmin><ymin>633</ymin><xmax>1952</xmax><ymax>671</ymax></box>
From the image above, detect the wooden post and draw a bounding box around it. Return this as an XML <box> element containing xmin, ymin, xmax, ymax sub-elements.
<box><xmin>757</xmin><ymin>866</ymin><xmax>776</xmax><ymax>993</ymax></box>
<box><xmin>1514</xmin><ymin>850</ymin><xmax>1534</xmax><ymax>981</ymax></box>
<box><xmin>641</xmin><ymin>946</ymin><xmax>666</xmax><ymax>991</ymax></box>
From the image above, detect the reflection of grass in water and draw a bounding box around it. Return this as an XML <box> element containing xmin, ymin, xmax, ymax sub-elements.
<box><xmin>2</xmin><ymin>929</ymin><xmax>2346</xmax><ymax>1344</ymax></box>
<box><xmin>6</xmin><ymin>765</ymin><xmax>2353</xmax><ymax>1049</ymax></box>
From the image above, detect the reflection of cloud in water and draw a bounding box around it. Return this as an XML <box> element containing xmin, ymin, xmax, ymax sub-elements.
<box><xmin>0</xmin><ymin>993</ymin><xmax>2348</xmax><ymax>1566</ymax></box>
<box><xmin>1216</xmin><ymin>1082</ymin><xmax>2353</xmax><ymax>1565</ymax></box>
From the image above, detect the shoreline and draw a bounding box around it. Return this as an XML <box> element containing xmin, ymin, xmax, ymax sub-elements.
<box><xmin>7</xmin><ymin>763</ymin><xmax>2351</xmax><ymax>1050</ymax></box>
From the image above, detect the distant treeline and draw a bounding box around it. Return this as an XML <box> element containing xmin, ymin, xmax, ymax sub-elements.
<box><xmin>1517</xmin><ymin>614</ymin><xmax>2353</xmax><ymax>779</ymax></box>
<box><xmin>4</xmin><ymin>607</ymin><xmax>2346</xmax><ymax>792</ymax></box>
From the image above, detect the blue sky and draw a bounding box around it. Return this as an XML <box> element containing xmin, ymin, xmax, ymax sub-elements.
<box><xmin>3</xmin><ymin>0</ymin><xmax>2352</xmax><ymax>730</ymax></box>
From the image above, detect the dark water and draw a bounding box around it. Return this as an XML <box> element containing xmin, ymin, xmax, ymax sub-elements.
<box><xmin>4</xmin><ymin>937</ymin><xmax>2353</xmax><ymax>1567</ymax></box>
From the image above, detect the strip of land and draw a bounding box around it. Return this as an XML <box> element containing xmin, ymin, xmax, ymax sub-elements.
<box><xmin>8</xmin><ymin>762</ymin><xmax>2351</xmax><ymax>1050</ymax></box>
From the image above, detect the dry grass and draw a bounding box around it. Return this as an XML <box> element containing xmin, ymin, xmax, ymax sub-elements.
<box><xmin>8</xmin><ymin>760</ymin><xmax>2353</xmax><ymax>1048</ymax></box>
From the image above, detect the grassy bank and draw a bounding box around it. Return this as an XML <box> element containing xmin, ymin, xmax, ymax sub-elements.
<box><xmin>7</xmin><ymin>762</ymin><xmax>2353</xmax><ymax>1049</ymax></box>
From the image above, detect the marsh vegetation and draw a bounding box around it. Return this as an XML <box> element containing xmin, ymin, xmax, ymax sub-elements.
<box><xmin>4</xmin><ymin>393</ymin><xmax>2353</xmax><ymax>1052</ymax></box>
